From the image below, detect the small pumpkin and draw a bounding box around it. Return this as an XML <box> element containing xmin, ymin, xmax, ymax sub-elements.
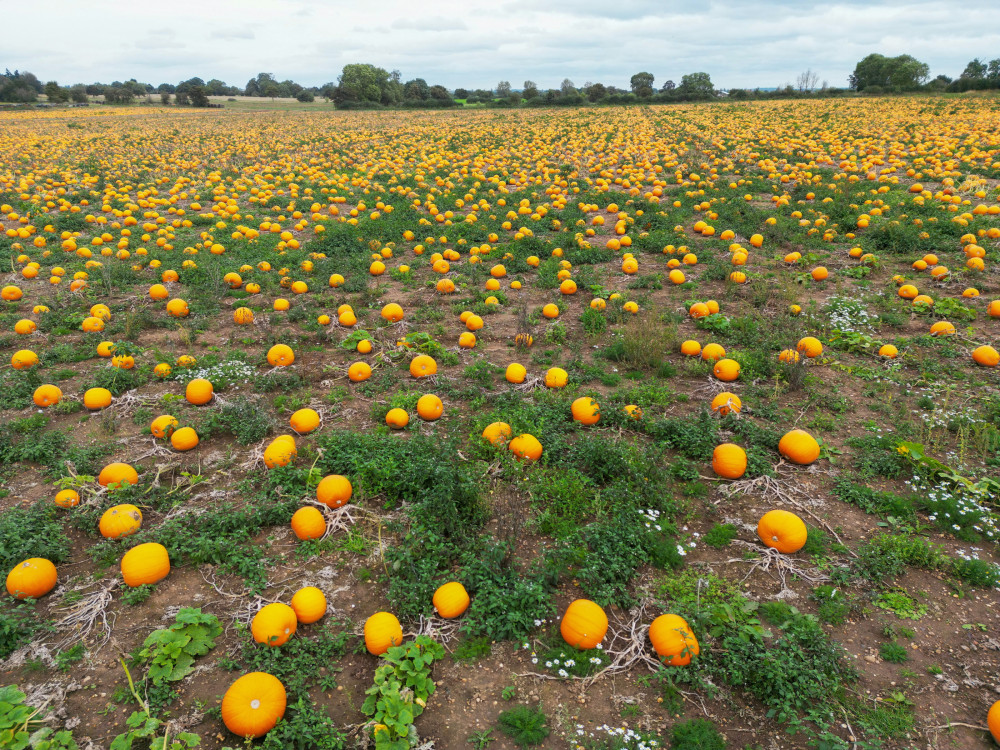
<box><xmin>83</xmin><ymin>387</ymin><xmax>113</xmax><ymax>410</ymax></box>
<box><xmin>289</xmin><ymin>408</ymin><xmax>320</xmax><ymax>434</ymax></box>
<box><xmin>712</xmin><ymin>443</ymin><xmax>747</xmax><ymax>479</ymax></box>
<box><xmin>416</xmin><ymin>394</ymin><xmax>443</xmax><ymax>421</ymax></box>
<box><xmin>170</xmin><ymin>426</ymin><xmax>199</xmax><ymax>452</ymax></box>
<box><xmin>509</xmin><ymin>433</ymin><xmax>542</xmax><ymax>461</ymax></box>
<box><xmin>757</xmin><ymin>510</ymin><xmax>808</xmax><ymax>554</ymax></box>
<box><xmin>433</xmin><ymin>582</ymin><xmax>470</xmax><ymax>619</ymax></box>
<box><xmin>221</xmin><ymin>672</ymin><xmax>287</xmax><ymax>738</ymax></box>
<box><xmin>713</xmin><ymin>358</ymin><xmax>740</xmax><ymax>382</ymax></box>
<box><xmin>348</xmin><ymin>361</ymin><xmax>372</xmax><ymax>382</ymax></box>
<box><xmin>98</xmin><ymin>462</ymin><xmax>139</xmax><ymax>488</ymax></box>
<box><xmin>291</xmin><ymin>587</ymin><xmax>327</xmax><ymax>625</ymax></box>
<box><xmin>185</xmin><ymin>378</ymin><xmax>214</xmax><ymax>406</ymax></box>
<box><xmin>409</xmin><ymin>354</ymin><xmax>437</xmax><ymax>378</ymax></box>
<box><xmin>988</xmin><ymin>700</ymin><xmax>1000</xmax><ymax>743</ymax></box>
<box><xmin>649</xmin><ymin>614</ymin><xmax>699</xmax><ymax>666</ymax></box>
<box><xmin>505</xmin><ymin>363</ymin><xmax>527</xmax><ymax>383</ymax></box>
<box><xmin>263</xmin><ymin>436</ymin><xmax>297</xmax><ymax>468</ymax></box>
<box><xmin>796</xmin><ymin>337</ymin><xmax>823</xmax><ymax>358</ymax></box>
<box><xmin>267</xmin><ymin>344</ymin><xmax>295</xmax><ymax>367</ymax></box>
<box><xmin>972</xmin><ymin>345</ymin><xmax>999</xmax><ymax>367</ymax></box>
<box><xmin>560</xmin><ymin>599</ymin><xmax>608</xmax><ymax>649</ymax></box>
<box><xmin>482</xmin><ymin>422</ymin><xmax>513</xmax><ymax>446</ymax></box>
<box><xmin>99</xmin><ymin>504</ymin><xmax>143</xmax><ymax>539</ymax></box>
<box><xmin>121</xmin><ymin>542</ymin><xmax>170</xmax><ymax>587</ymax></box>
<box><xmin>150</xmin><ymin>415</ymin><xmax>178</xmax><ymax>439</ymax></box>
<box><xmin>778</xmin><ymin>429</ymin><xmax>820</xmax><ymax>465</ymax></box>
<box><xmin>55</xmin><ymin>489</ymin><xmax>80</xmax><ymax>508</ymax></box>
<box><xmin>252</xmin><ymin>603</ymin><xmax>298</xmax><ymax>647</ymax></box>
<box><xmin>544</xmin><ymin>367</ymin><xmax>568</xmax><ymax>388</ymax></box>
<box><xmin>710</xmin><ymin>392</ymin><xmax>741</xmax><ymax>415</ymax></box>
<box><xmin>701</xmin><ymin>343</ymin><xmax>726</xmax><ymax>362</ymax></box>
<box><xmin>571</xmin><ymin>396</ymin><xmax>600</xmax><ymax>425</ymax></box>
<box><xmin>385</xmin><ymin>408</ymin><xmax>410</xmax><ymax>429</ymax></box>
<box><xmin>33</xmin><ymin>384</ymin><xmax>62</xmax><ymax>408</ymax></box>
<box><xmin>6</xmin><ymin>558</ymin><xmax>58</xmax><ymax>599</ymax></box>
<box><xmin>364</xmin><ymin>611</ymin><xmax>403</xmax><ymax>655</ymax></box>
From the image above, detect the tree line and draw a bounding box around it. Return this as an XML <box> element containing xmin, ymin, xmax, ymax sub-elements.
<box><xmin>4</xmin><ymin>53</ymin><xmax>1000</xmax><ymax>107</ymax></box>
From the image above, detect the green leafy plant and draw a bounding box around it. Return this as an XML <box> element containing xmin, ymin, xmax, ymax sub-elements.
<box><xmin>703</xmin><ymin>523</ymin><xmax>738</xmax><ymax>548</ymax></box>
<box><xmin>670</xmin><ymin>718</ymin><xmax>726</xmax><ymax>750</ymax></box>
<box><xmin>874</xmin><ymin>590</ymin><xmax>926</xmax><ymax>620</ymax></box>
<box><xmin>138</xmin><ymin>608</ymin><xmax>222</xmax><ymax>686</ymax></box>
<box><xmin>879</xmin><ymin>642</ymin><xmax>909</xmax><ymax>664</ymax></box>
<box><xmin>497</xmin><ymin>704</ymin><xmax>549</xmax><ymax>748</ymax></box>
<box><xmin>0</xmin><ymin>685</ymin><xmax>79</xmax><ymax>750</ymax></box>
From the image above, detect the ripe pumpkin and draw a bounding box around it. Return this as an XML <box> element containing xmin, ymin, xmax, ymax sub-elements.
<box><xmin>757</xmin><ymin>509</ymin><xmax>808</xmax><ymax>554</ymax></box>
<box><xmin>11</xmin><ymin>349</ymin><xmax>39</xmax><ymax>369</ymax></box>
<box><xmin>929</xmin><ymin>320</ymin><xmax>955</xmax><ymax>337</ymax></box>
<box><xmin>221</xmin><ymin>672</ymin><xmax>287</xmax><ymax>738</ymax></box>
<box><xmin>385</xmin><ymin>408</ymin><xmax>410</xmax><ymax>429</ymax></box>
<box><xmin>267</xmin><ymin>344</ymin><xmax>295</xmax><ymax>367</ymax></box>
<box><xmin>624</xmin><ymin>404</ymin><xmax>643</xmax><ymax>419</ymax></box>
<box><xmin>416</xmin><ymin>394</ymin><xmax>443</xmax><ymax>421</ymax></box>
<box><xmin>316</xmin><ymin>475</ymin><xmax>352</xmax><ymax>508</ymax></box>
<box><xmin>796</xmin><ymin>337</ymin><xmax>823</xmax><ymax>358</ymax></box>
<box><xmin>33</xmin><ymin>384</ymin><xmax>62</xmax><ymax>408</ymax></box>
<box><xmin>712</xmin><ymin>444</ymin><xmax>747</xmax><ymax>479</ymax></box>
<box><xmin>291</xmin><ymin>507</ymin><xmax>326</xmax><ymax>540</ymax></box>
<box><xmin>234</xmin><ymin>307</ymin><xmax>254</xmax><ymax>325</ymax></box>
<box><xmin>778</xmin><ymin>349</ymin><xmax>800</xmax><ymax>363</ymax></box>
<box><xmin>878</xmin><ymin>344</ymin><xmax>898</xmax><ymax>358</ymax></box>
<box><xmin>713</xmin><ymin>358</ymin><xmax>740</xmax><ymax>382</ymax></box>
<box><xmin>252</xmin><ymin>603</ymin><xmax>298</xmax><ymax>647</ymax></box>
<box><xmin>433</xmin><ymin>582</ymin><xmax>470</xmax><ymax>619</ymax></box>
<box><xmin>649</xmin><ymin>614</ymin><xmax>700</xmax><ymax>666</ymax></box>
<box><xmin>186</xmin><ymin>378</ymin><xmax>214</xmax><ymax>406</ymax></box>
<box><xmin>778</xmin><ymin>429</ymin><xmax>820</xmax><ymax>465</ymax></box>
<box><xmin>6</xmin><ymin>558</ymin><xmax>58</xmax><ymax>599</ymax></box>
<box><xmin>680</xmin><ymin>340</ymin><xmax>701</xmax><ymax>357</ymax></box>
<box><xmin>459</xmin><ymin>332</ymin><xmax>477</xmax><ymax>349</ymax></box>
<box><xmin>381</xmin><ymin>303</ymin><xmax>404</xmax><ymax>322</ymax></box>
<box><xmin>291</xmin><ymin>587</ymin><xmax>327</xmax><ymax>624</ymax></box>
<box><xmin>710</xmin><ymin>392</ymin><xmax>741</xmax><ymax>415</ymax></box>
<box><xmin>509</xmin><ymin>433</ymin><xmax>542</xmax><ymax>461</ymax></box>
<box><xmin>701</xmin><ymin>343</ymin><xmax>725</xmax><ymax>362</ymax></box>
<box><xmin>505</xmin><ymin>363</ymin><xmax>527</xmax><ymax>384</ymax></box>
<box><xmin>560</xmin><ymin>599</ymin><xmax>608</xmax><ymax>649</ymax></box>
<box><xmin>571</xmin><ymin>397</ymin><xmax>600</xmax><ymax>425</ymax></box>
<box><xmin>170</xmin><ymin>426</ymin><xmax>199</xmax><ymax>452</ymax></box>
<box><xmin>973</xmin><ymin>345</ymin><xmax>999</xmax><ymax>367</ymax></box>
<box><xmin>482</xmin><ymin>421</ymin><xmax>513</xmax><ymax>445</ymax></box>
<box><xmin>365</xmin><ymin>611</ymin><xmax>403</xmax><ymax>655</ymax></box>
<box><xmin>99</xmin><ymin>504</ymin><xmax>143</xmax><ymax>539</ymax></box>
<box><xmin>84</xmin><ymin>387</ymin><xmax>113</xmax><ymax>410</ymax></box>
<box><xmin>988</xmin><ymin>700</ymin><xmax>1000</xmax><ymax>743</ymax></box>
<box><xmin>121</xmin><ymin>542</ymin><xmax>170</xmax><ymax>587</ymax></box>
<box><xmin>55</xmin><ymin>489</ymin><xmax>80</xmax><ymax>508</ymax></box>
<box><xmin>348</xmin><ymin>362</ymin><xmax>372</xmax><ymax>382</ymax></box>
<box><xmin>98</xmin><ymin>462</ymin><xmax>139</xmax><ymax>488</ymax></box>
<box><xmin>542</xmin><ymin>303</ymin><xmax>560</xmax><ymax>319</ymax></box>
<box><xmin>545</xmin><ymin>367</ymin><xmax>568</xmax><ymax>388</ymax></box>
<box><xmin>290</xmin><ymin>408</ymin><xmax>320</xmax><ymax>434</ymax></box>
<box><xmin>409</xmin><ymin>354</ymin><xmax>437</xmax><ymax>378</ymax></box>
<box><xmin>811</xmin><ymin>267</ymin><xmax>828</xmax><ymax>281</ymax></box>
<box><xmin>263</xmin><ymin>437</ymin><xmax>297</xmax><ymax>468</ymax></box>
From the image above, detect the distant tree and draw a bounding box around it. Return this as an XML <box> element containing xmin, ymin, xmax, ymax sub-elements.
<box><xmin>473</xmin><ymin>88</ymin><xmax>493</xmax><ymax>100</ymax></box>
<box><xmin>335</xmin><ymin>63</ymin><xmax>400</xmax><ymax>105</ymax></box>
<box><xmin>960</xmin><ymin>58</ymin><xmax>988</xmax><ymax>79</ymax></box>
<box><xmin>123</xmin><ymin>79</ymin><xmax>148</xmax><ymax>96</ymax></box>
<box><xmin>560</xmin><ymin>78</ymin><xmax>576</xmax><ymax>96</ymax></box>
<box><xmin>678</xmin><ymin>72</ymin><xmax>715</xmax><ymax>97</ymax></box>
<box><xmin>495</xmin><ymin>80</ymin><xmax>512</xmax><ymax>99</ymax></box>
<box><xmin>104</xmin><ymin>87</ymin><xmax>134</xmax><ymax>105</ymax></box>
<box><xmin>188</xmin><ymin>85</ymin><xmax>209</xmax><ymax>107</ymax></box>
<box><xmin>261</xmin><ymin>81</ymin><xmax>280</xmax><ymax>99</ymax></box>
<box><xmin>0</xmin><ymin>70</ymin><xmax>41</xmax><ymax>102</ymax></box>
<box><xmin>175</xmin><ymin>77</ymin><xmax>204</xmax><ymax>95</ymax></box>
<box><xmin>630</xmin><ymin>71</ymin><xmax>654</xmax><ymax>97</ymax></box>
<box><xmin>156</xmin><ymin>83</ymin><xmax>176</xmax><ymax>93</ymax></box>
<box><xmin>205</xmin><ymin>79</ymin><xmax>228</xmax><ymax>95</ymax></box>
<box><xmin>244</xmin><ymin>73</ymin><xmax>276</xmax><ymax>97</ymax></box>
<box><xmin>544</xmin><ymin>88</ymin><xmax>560</xmax><ymax>103</ymax></box>
<box><xmin>319</xmin><ymin>82</ymin><xmax>338</xmax><ymax>100</ymax></box>
<box><xmin>585</xmin><ymin>82</ymin><xmax>607</xmax><ymax>101</ymax></box>
<box><xmin>70</xmin><ymin>85</ymin><xmax>88</xmax><ymax>103</ymax></box>
<box><xmin>296</xmin><ymin>89</ymin><xmax>315</xmax><ymax>102</ymax></box>
<box><xmin>522</xmin><ymin>80</ymin><xmax>538</xmax><ymax>100</ymax></box>
<box><xmin>403</xmin><ymin>78</ymin><xmax>430</xmax><ymax>100</ymax></box>
<box><xmin>795</xmin><ymin>69</ymin><xmax>819</xmax><ymax>92</ymax></box>
<box><xmin>429</xmin><ymin>85</ymin><xmax>451</xmax><ymax>101</ymax></box>
<box><xmin>281</xmin><ymin>80</ymin><xmax>303</xmax><ymax>97</ymax></box>
<box><xmin>160</xmin><ymin>91</ymin><xmax>171</xmax><ymax>105</ymax></box>
<box><xmin>44</xmin><ymin>81</ymin><xmax>67</xmax><ymax>103</ymax></box>
<box><xmin>849</xmin><ymin>53</ymin><xmax>928</xmax><ymax>91</ymax></box>
<box><xmin>989</xmin><ymin>59</ymin><xmax>1000</xmax><ymax>79</ymax></box>
<box><xmin>660</xmin><ymin>80</ymin><xmax>675</xmax><ymax>92</ymax></box>
<box><xmin>175</xmin><ymin>90</ymin><xmax>189</xmax><ymax>106</ymax></box>
<box><xmin>454</xmin><ymin>87</ymin><xmax>469</xmax><ymax>99</ymax></box>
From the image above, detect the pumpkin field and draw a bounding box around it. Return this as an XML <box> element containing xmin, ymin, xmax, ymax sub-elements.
<box><xmin>3</xmin><ymin>97</ymin><xmax>1000</xmax><ymax>750</ymax></box>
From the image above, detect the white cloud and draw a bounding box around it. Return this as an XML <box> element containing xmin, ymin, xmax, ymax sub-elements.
<box><xmin>4</xmin><ymin>0</ymin><xmax>999</xmax><ymax>90</ymax></box>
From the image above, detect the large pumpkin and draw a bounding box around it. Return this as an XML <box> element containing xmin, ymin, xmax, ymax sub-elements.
<box><xmin>221</xmin><ymin>672</ymin><xmax>287</xmax><ymax>738</ymax></box>
<box><xmin>6</xmin><ymin>558</ymin><xmax>58</xmax><ymax>599</ymax></box>
<box><xmin>571</xmin><ymin>397</ymin><xmax>600</xmax><ymax>426</ymax></box>
<box><xmin>251</xmin><ymin>603</ymin><xmax>298</xmax><ymax>647</ymax></box>
<box><xmin>290</xmin><ymin>507</ymin><xmax>326</xmax><ymax>540</ymax></box>
<box><xmin>99</xmin><ymin>504</ymin><xmax>143</xmax><ymax>539</ymax></box>
<box><xmin>648</xmin><ymin>614</ymin><xmax>699</xmax><ymax>666</ymax></box>
<box><xmin>712</xmin><ymin>444</ymin><xmax>747</xmax><ymax>479</ymax></box>
<box><xmin>757</xmin><ymin>510</ymin><xmax>808</xmax><ymax>554</ymax></box>
<box><xmin>316</xmin><ymin>475</ymin><xmax>352</xmax><ymax>508</ymax></box>
<box><xmin>290</xmin><ymin>587</ymin><xmax>327</xmax><ymax>625</ymax></box>
<box><xmin>364</xmin><ymin>611</ymin><xmax>403</xmax><ymax>655</ymax></box>
<box><xmin>432</xmin><ymin>582</ymin><xmax>470</xmax><ymax>619</ymax></box>
<box><xmin>121</xmin><ymin>543</ymin><xmax>170</xmax><ymax>587</ymax></box>
<box><xmin>778</xmin><ymin>429</ymin><xmax>820</xmax><ymax>465</ymax></box>
<box><xmin>560</xmin><ymin>599</ymin><xmax>608</xmax><ymax>649</ymax></box>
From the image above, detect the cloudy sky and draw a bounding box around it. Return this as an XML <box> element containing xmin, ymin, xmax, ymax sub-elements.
<box><xmin>5</xmin><ymin>0</ymin><xmax>999</xmax><ymax>90</ymax></box>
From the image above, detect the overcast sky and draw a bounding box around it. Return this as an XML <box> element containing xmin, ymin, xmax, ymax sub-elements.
<box><xmin>4</xmin><ymin>0</ymin><xmax>999</xmax><ymax>90</ymax></box>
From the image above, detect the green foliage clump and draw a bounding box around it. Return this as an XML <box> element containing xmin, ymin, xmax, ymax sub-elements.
<box><xmin>670</xmin><ymin>718</ymin><xmax>726</xmax><ymax>750</ymax></box>
<box><xmin>703</xmin><ymin>523</ymin><xmax>738</xmax><ymax>548</ymax></box>
<box><xmin>139</xmin><ymin>608</ymin><xmax>223</xmax><ymax>686</ymax></box>
<box><xmin>0</xmin><ymin>501</ymin><xmax>71</xmax><ymax>572</ymax></box>
<box><xmin>0</xmin><ymin>685</ymin><xmax>78</xmax><ymax>750</ymax></box>
<box><xmin>497</xmin><ymin>705</ymin><xmax>549</xmax><ymax>748</ymax></box>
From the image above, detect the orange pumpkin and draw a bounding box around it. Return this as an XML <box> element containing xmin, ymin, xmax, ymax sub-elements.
<box><xmin>289</xmin><ymin>408</ymin><xmax>320</xmax><ymax>434</ymax></box>
<box><xmin>509</xmin><ymin>433</ymin><xmax>542</xmax><ymax>461</ymax></box>
<box><xmin>348</xmin><ymin>362</ymin><xmax>372</xmax><ymax>382</ymax></box>
<box><xmin>381</xmin><ymin>303</ymin><xmax>404</xmax><ymax>322</ymax></box>
<box><xmin>291</xmin><ymin>587</ymin><xmax>327</xmax><ymax>624</ymax></box>
<box><xmin>263</xmin><ymin>437</ymin><xmax>297</xmax><ymax>468</ymax></box>
<box><xmin>482</xmin><ymin>422</ymin><xmax>513</xmax><ymax>445</ymax></box>
<box><xmin>710</xmin><ymin>392</ymin><xmax>741</xmax><ymax>415</ymax></box>
<box><xmin>365</xmin><ymin>611</ymin><xmax>403</xmax><ymax>655</ymax></box>
<box><xmin>170</xmin><ymin>426</ymin><xmax>199</xmax><ymax>452</ymax></box>
<box><xmin>385</xmin><ymin>408</ymin><xmax>410</xmax><ymax>429</ymax></box>
<box><xmin>545</xmin><ymin>367</ymin><xmax>568</xmax><ymax>388</ymax></box>
<box><xmin>433</xmin><ymin>582</ymin><xmax>470</xmax><ymax>619</ymax></box>
<box><xmin>316</xmin><ymin>475</ymin><xmax>352</xmax><ymax>508</ymax></box>
<box><xmin>416</xmin><ymin>394</ymin><xmax>443</xmax><ymax>421</ymax></box>
<box><xmin>757</xmin><ymin>510</ymin><xmax>808</xmax><ymax>554</ymax></box>
<box><xmin>252</xmin><ymin>603</ymin><xmax>298</xmax><ymax>647</ymax></box>
<box><xmin>291</xmin><ymin>507</ymin><xmax>326</xmax><ymax>540</ymax></box>
<box><xmin>121</xmin><ymin>542</ymin><xmax>170</xmax><ymax>587</ymax></box>
<box><xmin>98</xmin><ymin>462</ymin><xmax>139</xmax><ymax>488</ymax></box>
<box><xmin>571</xmin><ymin>397</ymin><xmax>600</xmax><ymax>425</ymax></box>
<box><xmin>221</xmin><ymin>672</ymin><xmax>287</xmax><ymax>738</ymax></box>
<box><xmin>649</xmin><ymin>614</ymin><xmax>700</xmax><ymax>666</ymax></box>
<box><xmin>778</xmin><ymin>429</ymin><xmax>820</xmax><ymax>465</ymax></box>
<box><xmin>972</xmin><ymin>345</ymin><xmax>999</xmax><ymax>367</ymax></box>
<box><xmin>712</xmin><ymin>444</ymin><xmax>747</xmax><ymax>479</ymax></box>
<box><xmin>267</xmin><ymin>344</ymin><xmax>295</xmax><ymax>367</ymax></box>
<box><xmin>6</xmin><ymin>558</ymin><xmax>58</xmax><ymax>599</ymax></box>
<box><xmin>701</xmin><ymin>343</ymin><xmax>725</xmax><ymax>362</ymax></box>
<box><xmin>796</xmin><ymin>337</ymin><xmax>823</xmax><ymax>358</ymax></box>
<box><xmin>680</xmin><ymin>340</ymin><xmax>702</xmax><ymax>357</ymax></box>
<box><xmin>100</xmin><ymin>504</ymin><xmax>143</xmax><ymax>539</ymax></box>
<box><xmin>409</xmin><ymin>354</ymin><xmax>437</xmax><ymax>378</ymax></box>
<box><xmin>713</xmin><ymin>358</ymin><xmax>740</xmax><ymax>382</ymax></box>
<box><xmin>186</xmin><ymin>378</ymin><xmax>214</xmax><ymax>406</ymax></box>
<box><xmin>505</xmin><ymin>363</ymin><xmax>527</xmax><ymax>383</ymax></box>
<box><xmin>11</xmin><ymin>349</ymin><xmax>39</xmax><ymax>370</ymax></box>
<box><xmin>33</xmin><ymin>384</ymin><xmax>62</xmax><ymax>408</ymax></box>
<box><xmin>83</xmin><ymin>387</ymin><xmax>112</xmax><ymax>410</ymax></box>
<box><xmin>560</xmin><ymin>599</ymin><xmax>608</xmax><ymax>649</ymax></box>
<box><xmin>988</xmin><ymin>700</ymin><xmax>1000</xmax><ymax>743</ymax></box>
<box><xmin>55</xmin><ymin>489</ymin><xmax>80</xmax><ymax>508</ymax></box>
